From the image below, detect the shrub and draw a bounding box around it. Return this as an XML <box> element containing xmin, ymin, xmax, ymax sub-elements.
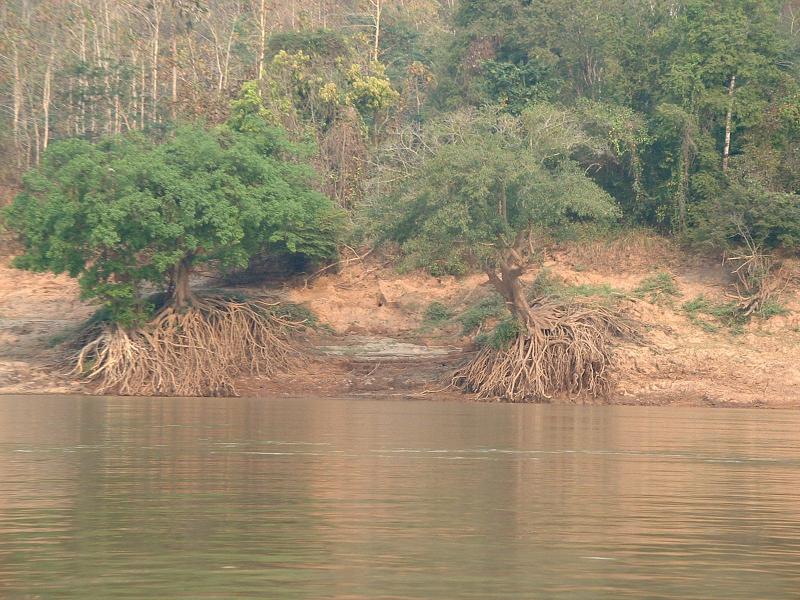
<box><xmin>682</xmin><ymin>296</ymin><xmax>746</xmax><ymax>333</ymax></box>
<box><xmin>475</xmin><ymin>318</ymin><xmax>523</xmax><ymax>350</ymax></box>
<box><xmin>458</xmin><ymin>294</ymin><xmax>507</xmax><ymax>334</ymax></box>
<box><xmin>423</xmin><ymin>301</ymin><xmax>453</xmax><ymax>325</ymax></box>
<box><xmin>634</xmin><ymin>272</ymin><xmax>681</xmax><ymax>304</ymax></box>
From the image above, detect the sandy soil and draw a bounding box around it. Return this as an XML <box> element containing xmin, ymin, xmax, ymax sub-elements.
<box><xmin>1</xmin><ymin>232</ymin><xmax>798</xmax><ymax>407</ymax></box>
<box><xmin>0</xmin><ymin>255</ymin><xmax>94</xmax><ymax>394</ymax></box>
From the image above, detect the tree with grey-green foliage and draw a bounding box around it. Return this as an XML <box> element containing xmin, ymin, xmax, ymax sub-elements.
<box><xmin>373</xmin><ymin>104</ymin><xmax>620</xmax><ymax>332</ymax></box>
<box><xmin>372</xmin><ymin>104</ymin><xmax>636</xmax><ymax>401</ymax></box>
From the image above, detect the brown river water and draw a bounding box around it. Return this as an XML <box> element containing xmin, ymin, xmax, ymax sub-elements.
<box><xmin>1</xmin><ymin>395</ymin><xmax>799</xmax><ymax>598</ymax></box>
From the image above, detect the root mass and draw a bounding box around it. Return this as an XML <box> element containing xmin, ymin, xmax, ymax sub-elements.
<box><xmin>73</xmin><ymin>297</ymin><xmax>300</xmax><ymax>397</ymax></box>
<box><xmin>453</xmin><ymin>301</ymin><xmax>638</xmax><ymax>402</ymax></box>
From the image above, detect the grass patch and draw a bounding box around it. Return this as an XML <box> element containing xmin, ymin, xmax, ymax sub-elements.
<box><xmin>757</xmin><ymin>299</ymin><xmax>790</xmax><ymax>320</ymax></box>
<box><xmin>458</xmin><ymin>294</ymin><xmax>507</xmax><ymax>335</ymax></box>
<box><xmin>474</xmin><ymin>318</ymin><xmax>523</xmax><ymax>350</ymax></box>
<box><xmin>268</xmin><ymin>302</ymin><xmax>319</xmax><ymax>327</ymax></box>
<box><xmin>529</xmin><ymin>269</ymin><xmax>566</xmax><ymax>298</ymax></box>
<box><xmin>268</xmin><ymin>301</ymin><xmax>335</xmax><ymax>334</ymax></box>
<box><xmin>634</xmin><ymin>272</ymin><xmax>681</xmax><ymax>305</ymax></box>
<box><xmin>557</xmin><ymin>225</ymin><xmax>676</xmax><ymax>273</ymax></box>
<box><xmin>47</xmin><ymin>326</ymin><xmax>82</xmax><ymax>348</ymax></box>
<box><xmin>423</xmin><ymin>301</ymin><xmax>453</xmax><ymax>325</ymax></box>
<box><xmin>682</xmin><ymin>296</ymin><xmax>746</xmax><ymax>334</ymax></box>
<box><xmin>529</xmin><ymin>269</ymin><xmax>624</xmax><ymax>305</ymax></box>
<box><xmin>681</xmin><ymin>294</ymin><xmax>789</xmax><ymax>334</ymax></box>
<box><xmin>570</xmin><ymin>283</ymin><xmax>624</xmax><ymax>299</ymax></box>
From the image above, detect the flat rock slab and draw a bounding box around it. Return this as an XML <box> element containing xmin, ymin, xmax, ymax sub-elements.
<box><xmin>317</xmin><ymin>336</ymin><xmax>462</xmax><ymax>363</ymax></box>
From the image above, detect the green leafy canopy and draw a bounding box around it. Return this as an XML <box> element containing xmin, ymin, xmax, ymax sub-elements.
<box><xmin>5</xmin><ymin>116</ymin><xmax>342</xmax><ymax>325</ymax></box>
<box><xmin>373</xmin><ymin>105</ymin><xmax>620</xmax><ymax>275</ymax></box>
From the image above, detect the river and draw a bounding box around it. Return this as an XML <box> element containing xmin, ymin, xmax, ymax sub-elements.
<box><xmin>1</xmin><ymin>395</ymin><xmax>799</xmax><ymax>598</ymax></box>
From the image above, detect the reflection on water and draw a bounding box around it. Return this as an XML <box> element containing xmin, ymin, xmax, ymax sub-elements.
<box><xmin>1</xmin><ymin>396</ymin><xmax>800</xmax><ymax>599</ymax></box>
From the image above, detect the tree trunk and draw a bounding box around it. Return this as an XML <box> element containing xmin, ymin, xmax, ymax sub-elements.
<box><xmin>12</xmin><ymin>44</ymin><xmax>22</xmax><ymax>170</ymax></box>
<box><xmin>171</xmin><ymin>37</ymin><xmax>178</xmax><ymax>120</ymax></box>
<box><xmin>42</xmin><ymin>53</ymin><xmax>54</xmax><ymax>152</ymax></box>
<box><xmin>140</xmin><ymin>57</ymin><xmax>146</xmax><ymax>127</ymax></box>
<box><xmin>170</xmin><ymin>258</ymin><xmax>194</xmax><ymax>309</ymax></box>
<box><xmin>372</xmin><ymin>0</ymin><xmax>382</xmax><ymax>62</ymax></box>
<box><xmin>29</xmin><ymin>90</ymin><xmax>40</xmax><ymax>165</ymax></box>
<box><xmin>486</xmin><ymin>261</ymin><xmax>537</xmax><ymax>334</ymax></box>
<box><xmin>222</xmin><ymin>25</ymin><xmax>236</xmax><ymax>91</ymax></box>
<box><xmin>209</xmin><ymin>25</ymin><xmax>224</xmax><ymax>92</ymax></box>
<box><xmin>722</xmin><ymin>74</ymin><xmax>736</xmax><ymax>173</ymax></box>
<box><xmin>79</xmin><ymin>19</ymin><xmax>87</xmax><ymax>135</ymax></box>
<box><xmin>257</xmin><ymin>0</ymin><xmax>267</xmax><ymax>82</ymax></box>
<box><xmin>151</xmin><ymin>2</ymin><xmax>161</xmax><ymax>123</ymax></box>
<box><xmin>677</xmin><ymin>132</ymin><xmax>690</xmax><ymax>233</ymax></box>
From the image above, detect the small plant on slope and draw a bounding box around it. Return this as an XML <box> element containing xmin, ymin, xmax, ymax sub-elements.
<box><xmin>634</xmin><ymin>272</ymin><xmax>681</xmax><ymax>305</ymax></box>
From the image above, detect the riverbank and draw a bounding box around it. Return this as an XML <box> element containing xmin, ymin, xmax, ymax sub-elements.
<box><xmin>1</xmin><ymin>232</ymin><xmax>799</xmax><ymax>407</ymax></box>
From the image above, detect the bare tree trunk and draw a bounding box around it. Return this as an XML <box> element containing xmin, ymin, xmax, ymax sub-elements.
<box><xmin>93</xmin><ymin>10</ymin><xmax>112</xmax><ymax>134</ymax></box>
<box><xmin>371</xmin><ymin>0</ymin><xmax>382</xmax><ymax>62</ymax></box>
<box><xmin>209</xmin><ymin>26</ymin><xmax>224</xmax><ymax>92</ymax></box>
<box><xmin>115</xmin><ymin>71</ymin><xmax>121</xmax><ymax>133</ymax></box>
<box><xmin>20</xmin><ymin>89</ymin><xmax>31</xmax><ymax>169</ymax></box>
<box><xmin>131</xmin><ymin>47</ymin><xmax>139</xmax><ymax>129</ymax></box>
<box><xmin>151</xmin><ymin>1</ymin><xmax>161</xmax><ymax>123</ymax></box>
<box><xmin>67</xmin><ymin>80</ymin><xmax>75</xmax><ymax>136</ymax></box>
<box><xmin>222</xmin><ymin>25</ymin><xmax>236</xmax><ymax>91</ymax></box>
<box><xmin>257</xmin><ymin>0</ymin><xmax>268</xmax><ymax>81</ymax></box>
<box><xmin>42</xmin><ymin>53</ymin><xmax>54</xmax><ymax>152</ymax></box>
<box><xmin>104</xmin><ymin>1</ymin><xmax>114</xmax><ymax>134</ymax></box>
<box><xmin>171</xmin><ymin>36</ymin><xmax>178</xmax><ymax>120</ymax></box>
<box><xmin>140</xmin><ymin>54</ymin><xmax>146</xmax><ymax>127</ymax></box>
<box><xmin>12</xmin><ymin>44</ymin><xmax>22</xmax><ymax>170</ymax></box>
<box><xmin>91</xmin><ymin>15</ymin><xmax>102</xmax><ymax>135</ymax></box>
<box><xmin>29</xmin><ymin>92</ymin><xmax>40</xmax><ymax>165</ymax></box>
<box><xmin>80</xmin><ymin>19</ymin><xmax>87</xmax><ymax>135</ymax></box>
<box><xmin>186</xmin><ymin>38</ymin><xmax>201</xmax><ymax>86</ymax></box>
<box><xmin>722</xmin><ymin>74</ymin><xmax>736</xmax><ymax>173</ymax></box>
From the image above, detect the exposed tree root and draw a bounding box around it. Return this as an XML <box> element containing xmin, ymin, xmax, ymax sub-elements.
<box><xmin>452</xmin><ymin>301</ymin><xmax>639</xmax><ymax>402</ymax></box>
<box><xmin>724</xmin><ymin>223</ymin><xmax>791</xmax><ymax>319</ymax></box>
<box><xmin>71</xmin><ymin>297</ymin><xmax>302</xmax><ymax>397</ymax></box>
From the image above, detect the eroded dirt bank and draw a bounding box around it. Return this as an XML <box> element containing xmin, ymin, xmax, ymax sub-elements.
<box><xmin>1</xmin><ymin>234</ymin><xmax>799</xmax><ymax>407</ymax></box>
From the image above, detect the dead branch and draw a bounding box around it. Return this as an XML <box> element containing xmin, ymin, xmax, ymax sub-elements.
<box><xmin>724</xmin><ymin>222</ymin><xmax>783</xmax><ymax>317</ymax></box>
<box><xmin>305</xmin><ymin>246</ymin><xmax>374</xmax><ymax>285</ymax></box>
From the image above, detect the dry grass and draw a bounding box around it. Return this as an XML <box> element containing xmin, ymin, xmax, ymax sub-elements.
<box><xmin>72</xmin><ymin>297</ymin><xmax>302</xmax><ymax>397</ymax></box>
<box><xmin>557</xmin><ymin>229</ymin><xmax>678</xmax><ymax>274</ymax></box>
<box><xmin>452</xmin><ymin>301</ymin><xmax>639</xmax><ymax>402</ymax></box>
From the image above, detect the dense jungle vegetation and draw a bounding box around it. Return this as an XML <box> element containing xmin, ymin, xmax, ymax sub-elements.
<box><xmin>1</xmin><ymin>0</ymin><xmax>799</xmax><ymax>398</ymax></box>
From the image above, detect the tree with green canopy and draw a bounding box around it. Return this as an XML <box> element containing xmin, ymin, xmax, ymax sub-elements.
<box><xmin>437</xmin><ymin>0</ymin><xmax>797</xmax><ymax>242</ymax></box>
<box><xmin>3</xmin><ymin>86</ymin><xmax>343</xmax><ymax>396</ymax></box>
<box><xmin>5</xmin><ymin>118</ymin><xmax>341</xmax><ymax>325</ymax></box>
<box><xmin>372</xmin><ymin>105</ymin><xmax>636</xmax><ymax>401</ymax></box>
<box><xmin>376</xmin><ymin>104</ymin><xmax>620</xmax><ymax>328</ymax></box>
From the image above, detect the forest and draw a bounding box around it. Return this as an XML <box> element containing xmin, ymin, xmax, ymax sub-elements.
<box><xmin>1</xmin><ymin>0</ymin><xmax>799</xmax><ymax>400</ymax></box>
